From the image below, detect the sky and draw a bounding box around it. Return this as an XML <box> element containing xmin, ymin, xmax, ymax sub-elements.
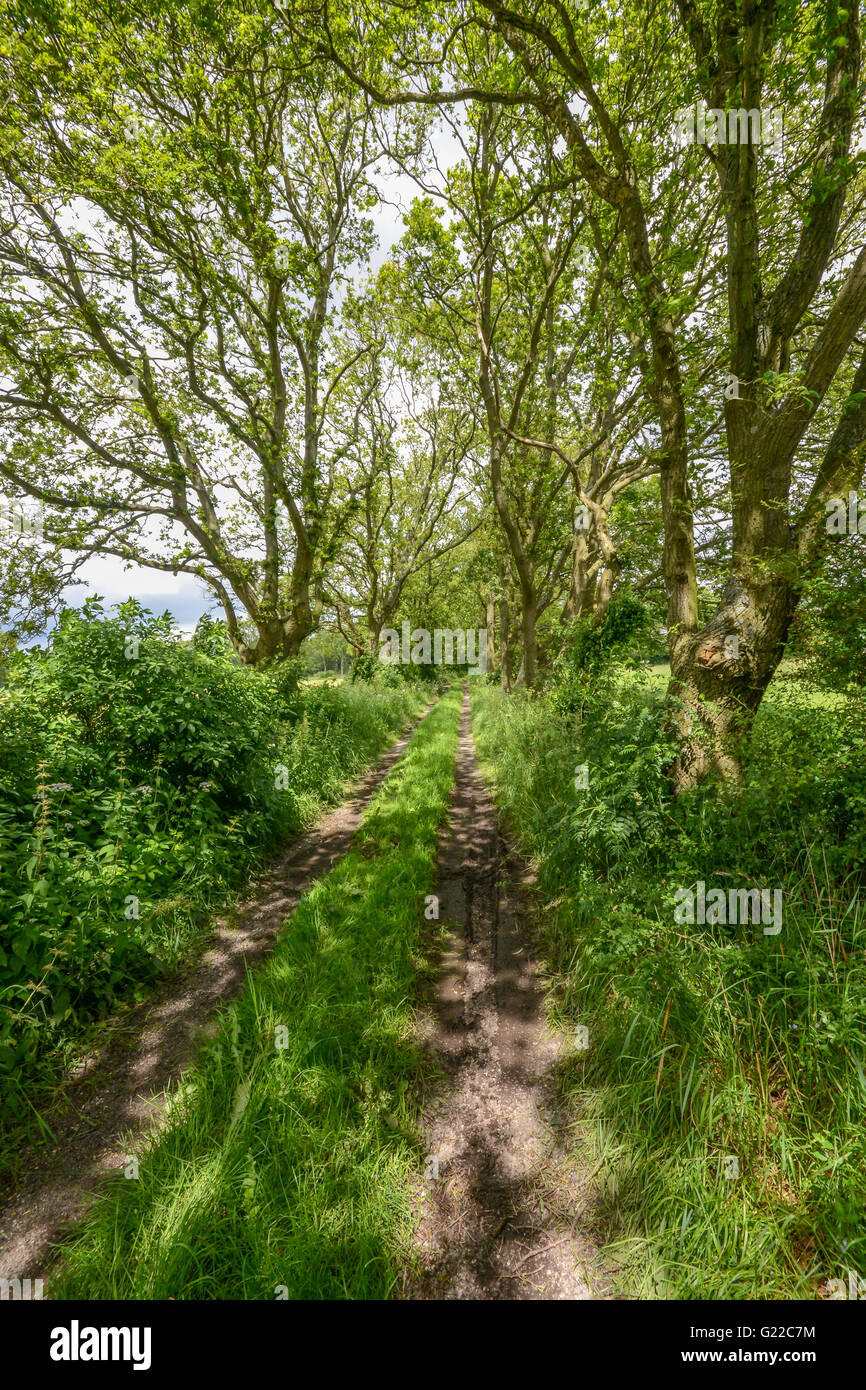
<box><xmin>62</xmin><ymin>556</ymin><xmax>213</xmax><ymax>638</ymax></box>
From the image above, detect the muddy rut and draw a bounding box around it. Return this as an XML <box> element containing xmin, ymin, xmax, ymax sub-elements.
<box><xmin>0</xmin><ymin>702</ymin><xmax>436</xmax><ymax>1286</ymax></box>
<box><xmin>406</xmin><ymin>691</ymin><xmax>611</xmax><ymax>1300</ymax></box>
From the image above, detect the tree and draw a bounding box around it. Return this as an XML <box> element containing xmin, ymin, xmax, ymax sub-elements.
<box><xmin>389</xmin><ymin>85</ymin><xmax>655</xmax><ymax>684</ymax></box>
<box><xmin>326</xmin><ymin>320</ymin><xmax>481</xmax><ymax>654</ymax></box>
<box><xmin>0</xmin><ymin>0</ymin><xmax>396</xmax><ymax>663</ymax></box>
<box><xmin>316</xmin><ymin>0</ymin><xmax>866</xmax><ymax>784</ymax></box>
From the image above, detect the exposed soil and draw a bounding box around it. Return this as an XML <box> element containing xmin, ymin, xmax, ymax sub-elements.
<box><xmin>405</xmin><ymin>691</ymin><xmax>613</xmax><ymax>1300</ymax></box>
<box><xmin>0</xmin><ymin>702</ymin><xmax>436</xmax><ymax>1287</ymax></box>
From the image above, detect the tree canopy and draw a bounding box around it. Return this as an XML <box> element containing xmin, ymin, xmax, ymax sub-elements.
<box><xmin>1</xmin><ymin>0</ymin><xmax>865</xmax><ymax>786</ymax></box>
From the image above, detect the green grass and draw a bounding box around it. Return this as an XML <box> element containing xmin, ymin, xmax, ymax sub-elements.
<box><xmin>277</xmin><ymin>678</ymin><xmax>429</xmax><ymax>829</ymax></box>
<box><xmin>299</xmin><ymin>672</ymin><xmax>345</xmax><ymax>686</ymax></box>
<box><xmin>471</xmin><ymin>674</ymin><xmax>866</xmax><ymax>1300</ymax></box>
<box><xmin>49</xmin><ymin>687</ymin><xmax>461</xmax><ymax>1300</ymax></box>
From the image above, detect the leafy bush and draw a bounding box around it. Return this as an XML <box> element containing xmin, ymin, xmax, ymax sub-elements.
<box><xmin>353</xmin><ymin>645</ymin><xmax>450</xmax><ymax>692</ymax></box>
<box><xmin>0</xmin><ymin>600</ymin><xmax>422</xmax><ymax>1125</ymax></box>
<box><xmin>548</xmin><ymin>595</ymin><xmax>656</xmax><ymax>720</ymax></box>
<box><xmin>796</xmin><ymin>546</ymin><xmax>866</xmax><ymax>692</ymax></box>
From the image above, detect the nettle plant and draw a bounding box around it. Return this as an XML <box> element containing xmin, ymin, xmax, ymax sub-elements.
<box><xmin>0</xmin><ymin>599</ymin><xmax>284</xmax><ymax>1078</ymax></box>
<box><xmin>538</xmin><ymin>599</ymin><xmax>675</xmax><ymax>875</ymax></box>
<box><xmin>549</xmin><ymin>594</ymin><xmax>659</xmax><ymax>720</ymax></box>
<box><xmin>797</xmin><ymin>541</ymin><xmax>866</xmax><ymax>691</ymax></box>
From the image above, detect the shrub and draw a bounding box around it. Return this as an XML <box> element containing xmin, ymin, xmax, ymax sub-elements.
<box><xmin>0</xmin><ymin>600</ymin><xmax>423</xmax><ymax>1127</ymax></box>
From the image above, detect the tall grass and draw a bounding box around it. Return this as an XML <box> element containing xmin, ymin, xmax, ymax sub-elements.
<box><xmin>49</xmin><ymin>688</ymin><xmax>462</xmax><ymax>1300</ymax></box>
<box><xmin>471</xmin><ymin>675</ymin><xmax>866</xmax><ymax>1299</ymax></box>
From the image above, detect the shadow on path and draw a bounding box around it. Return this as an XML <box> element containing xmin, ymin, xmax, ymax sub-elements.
<box><xmin>405</xmin><ymin>690</ymin><xmax>613</xmax><ymax>1300</ymax></box>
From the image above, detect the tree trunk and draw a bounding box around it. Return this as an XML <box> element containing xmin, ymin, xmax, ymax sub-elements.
<box><xmin>590</xmin><ymin>501</ymin><xmax>620</xmax><ymax>625</ymax></box>
<box><xmin>563</xmin><ymin>526</ymin><xmax>598</xmax><ymax>622</ymax></box>
<box><xmin>486</xmin><ymin>596</ymin><xmax>496</xmax><ymax>671</ymax></box>
<box><xmin>667</xmin><ymin>573</ymin><xmax>797</xmax><ymax>792</ymax></box>
<box><xmin>520</xmin><ymin>593</ymin><xmax>538</xmax><ymax>688</ymax></box>
<box><xmin>500</xmin><ymin>596</ymin><xmax>512</xmax><ymax>692</ymax></box>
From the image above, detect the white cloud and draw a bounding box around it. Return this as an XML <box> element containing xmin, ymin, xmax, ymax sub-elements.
<box><xmin>73</xmin><ymin>553</ymin><xmax>189</xmax><ymax>597</ymax></box>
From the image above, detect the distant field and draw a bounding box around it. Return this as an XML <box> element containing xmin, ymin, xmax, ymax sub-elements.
<box><xmin>643</xmin><ymin>661</ymin><xmax>671</xmax><ymax>681</ymax></box>
<box><xmin>639</xmin><ymin>657</ymin><xmax>844</xmax><ymax>707</ymax></box>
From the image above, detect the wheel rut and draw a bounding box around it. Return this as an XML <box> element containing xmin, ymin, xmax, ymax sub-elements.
<box><xmin>406</xmin><ymin>689</ymin><xmax>612</xmax><ymax>1301</ymax></box>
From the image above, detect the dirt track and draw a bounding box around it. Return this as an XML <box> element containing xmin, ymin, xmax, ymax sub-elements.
<box><xmin>1</xmin><ymin>690</ymin><xmax>610</xmax><ymax>1300</ymax></box>
<box><xmin>406</xmin><ymin>691</ymin><xmax>612</xmax><ymax>1299</ymax></box>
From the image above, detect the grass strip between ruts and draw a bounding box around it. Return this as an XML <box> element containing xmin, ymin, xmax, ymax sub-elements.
<box><xmin>50</xmin><ymin>687</ymin><xmax>462</xmax><ymax>1300</ymax></box>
